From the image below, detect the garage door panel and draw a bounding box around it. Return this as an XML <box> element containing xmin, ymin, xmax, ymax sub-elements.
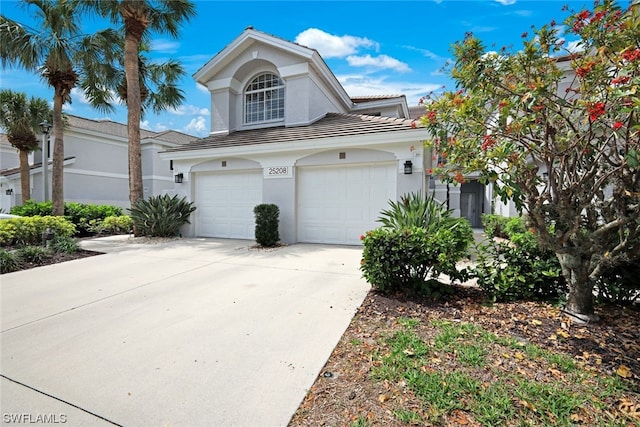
<box><xmin>297</xmin><ymin>163</ymin><xmax>396</xmax><ymax>245</ymax></box>
<box><xmin>195</xmin><ymin>170</ymin><xmax>262</xmax><ymax>239</ymax></box>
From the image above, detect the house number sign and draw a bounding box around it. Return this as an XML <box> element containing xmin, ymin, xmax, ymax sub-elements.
<box><xmin>265</xmin><ymin>166</ymin><xmax>292</xmax><ymax>179</ymax></box>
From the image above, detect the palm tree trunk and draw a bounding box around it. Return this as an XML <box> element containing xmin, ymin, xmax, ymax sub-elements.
<box><xmin>125</xmin><ymin>30</ymin><xmax>143</xmax><ymax>208</ymax></box>
<box><xmin>19</xmin><ymin>149</ymin><xmax>30</xmax><ymax>201</ymax></box>
<box><xmin>51</xmin><ymin>93</ymin><xmax>64</xmax><ymax>215</ymax></box>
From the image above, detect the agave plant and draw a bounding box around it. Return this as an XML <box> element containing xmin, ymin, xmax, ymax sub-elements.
<box><xmin>378</xmin><ymin>192</ymin><xmax>452</xmax><ymax>232</ymax></box>
<box><xmin>129</xmin><ymin>194</ymin><xmax>196</xmax><ymax>237</ymax></box>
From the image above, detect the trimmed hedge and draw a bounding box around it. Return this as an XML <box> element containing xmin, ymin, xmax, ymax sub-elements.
<box><xmin>11</xmin><ymin>200</ymin><xmax>123</xmax><ymax>236</ymax></box>
<box><xmin>361</xmin><ymin>221</ymin><xmax>473</xmax><ymax>296</ymax></box>
<box><xmin>0</xmin><ymin>216</ymin><xmax>76</xmax><ymax>246</ymax></box>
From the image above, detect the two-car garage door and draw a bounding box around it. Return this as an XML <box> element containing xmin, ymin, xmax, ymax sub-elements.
<box><xmin>297</xmin><ymin>163</ymin><xmax>396</xmax><ymax>245</ymax></box>
<box><xmin>194</xmin><ymin>163</ymin><xmax>397</xmax><ymax>245</ymax></box>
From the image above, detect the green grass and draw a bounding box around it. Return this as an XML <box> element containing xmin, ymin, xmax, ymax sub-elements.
<box><xmin>372</xmin><ymin>317</ymin><xmax>635</xmax><ymax>426</ymax></box>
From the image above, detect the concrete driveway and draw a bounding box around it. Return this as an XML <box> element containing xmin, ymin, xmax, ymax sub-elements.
<box><xmin>1</xmin><ymin>237</ymin><xmax>370</xmax><ymax>426</ymax></box>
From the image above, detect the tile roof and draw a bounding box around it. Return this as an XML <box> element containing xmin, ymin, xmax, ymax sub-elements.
<box><xmin>351</xmin><ymin>95</ymin><xmax>405</xmax><ymax>103</ymax></box>
<box><xmin>1</xmin><ymin>157</ymin><xmax>75</xmax><ymax>177</ymax></box>
<box><xmin>66</xmin><ymin>115</ymin><xmax>196</xmax><ymax>145</ymax></box>
<box><xmin>409</xmin><ymin>106</ymin><xmax>427</xmax><ymax>120</ymax></box>
<box><xmin>165</xmin><ymin>113</ymin><xmax>420</xmax><ymax>153</ymax></box>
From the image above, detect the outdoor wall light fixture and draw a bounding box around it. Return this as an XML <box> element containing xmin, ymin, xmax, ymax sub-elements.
<box><xmin>542</xmin><ymin>172</ymin><xmax>549</xmax><ymax>183</ymax></box>
<box><xmin>174</xmin><ymin>173</ymin><xmax>184</xmax><ymax>183</ymax></box>
<box><xmin>5</xmin><ymin>189</ymin><xmax>13</xmax><ymax>195</ymax></box>
<box><xmin>404</xmin><ymin>160</ymin><xmax>413</xmax><ymax>175</ymax></box>
<box><xmin>39</xmin><ymin>120</ymin><xmax>52</xmax><ymax>201</ymax></box>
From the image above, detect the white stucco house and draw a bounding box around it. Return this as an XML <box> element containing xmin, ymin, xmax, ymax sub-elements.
<box><xmin>161</xmin><ymin>27</ymin><xmax>435</xmax><ymax>245</ymax></box>
<box><xmin>0</xmin><ymin>115</ymin><xmax>195</xmax><ymax>211</ymax></box>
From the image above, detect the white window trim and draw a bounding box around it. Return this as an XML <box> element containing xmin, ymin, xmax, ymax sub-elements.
<box><xmin>243</xmin><ymin>72</ymin><xmax>285</xmax><ymax>125</ymax></box>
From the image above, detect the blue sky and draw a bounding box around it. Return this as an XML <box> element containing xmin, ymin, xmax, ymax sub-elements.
<box><xmin>0</xmin><ymin>0</ymin><xmax>617</xmax><ymax>137</ymax></box>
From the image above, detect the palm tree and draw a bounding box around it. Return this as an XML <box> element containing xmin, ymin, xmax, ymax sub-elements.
<box><xmin>0</xmin><ymin>90</ymin><xmax>51</xmax><ymax>201</ymax></box>
<box><xmin>79</xmin><ymin>0</ymin><xmax>196</xmax><ymax>210</ymax></box>
<box><xmin>0</xmin><ymin>1</ymin><xmax>120</xmax><ymax>215</ymax></box>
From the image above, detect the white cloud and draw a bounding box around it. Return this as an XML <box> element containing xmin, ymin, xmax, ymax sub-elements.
<box><xmin>170</xmin><ymin>104</ymin><xmax>210</xmax><ymax>116</ymax></box>
<box><xmin>565</xmin><ymin>40</ymin><xmax>585</xmax><ymax>54</ymax></box>
<box><xmin>151</xmin><ymin>39</ymin><xmax>181</xmax><ymax>54</ymax></box>
<box><xmin>184</xmin><ymin>116</ymin><xmax>208</xmax><ymax>136</ymax></box>
<box><xmin>346</xmin><ymin>54</ymin><xmax>411</xmax><ymax>72</ymax></box>
<box><xmin>140</xmin><ymin>120</ymin><xmax>168</xmax><ymax>132</ymax></box>
<box><xmin>495</xmin><ymin>0</ymin><xmax>516</xmax><ymax>5</ymax></box>
<box><xmin>70</xmin><ymin>87</ymin><xmax>90</xmax><ymax>105</ymax></box>
<box><xmin>294</xmin><ymin>28</ymin><xmax>378</xmax><ymax>58</ymax></box>
<box><xmin>337</xmin><ymin>74</ymin><xmax>442</xmax><ymax>106</ymax></box>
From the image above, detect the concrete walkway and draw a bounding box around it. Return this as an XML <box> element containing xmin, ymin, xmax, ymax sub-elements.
<box><xmin>1</xmin><ymin>236</ymin><xmax>370</xmax><ymax>426</ymax></box>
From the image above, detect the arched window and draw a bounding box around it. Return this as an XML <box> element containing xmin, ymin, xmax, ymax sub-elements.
<box><xmin>244</xmin><ymin>73</ymin><xmax>285</xmax><ymax>124</ymax></box>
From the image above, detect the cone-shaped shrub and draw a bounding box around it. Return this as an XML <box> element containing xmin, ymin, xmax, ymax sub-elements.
<box><xmin>254</xmin><ymin>204</ymin><xmax>279</xmax><ymax>247</ymax></box>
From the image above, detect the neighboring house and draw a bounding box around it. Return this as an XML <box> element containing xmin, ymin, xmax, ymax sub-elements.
<box><xmin>408</xmin><ymin>107</ymin><xmax>493</xmax><ymax>228</ymax></box>
<box><xmin>407</xmin><ymin>55</ymin><xmax>585</xmax><ymax>226</ymax></box>
<box><xmin>161</xmin><ymin>28</ymin><xmax>432</xmax><ymax>245</ymax></box>
<box><xmin>0</xmin><ymin>115</ymin><xmax>196</xmax><ymax>212</ymax></box>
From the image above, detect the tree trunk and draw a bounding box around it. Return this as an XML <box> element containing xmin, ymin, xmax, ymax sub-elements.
<box><xmin>51</xmin><ymin>93</ymin><xmax>64</xmax><ymax>216</ymax></box>
<box><xmin>556</xmin><ymin>252</ymin><xmax>599</xmax><ymax>322</ymax></box>
<box><xmin>122</xmin><ymin>2</ymin><xmax>146</xmax><ymax>235</ymax></box>
<box><xmin>18</xmin><ymin>149</ymin><xmax>31</xmax><ymax>201</ymax></box>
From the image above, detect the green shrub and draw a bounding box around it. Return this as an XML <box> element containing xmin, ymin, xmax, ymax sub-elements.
<box><xmin>89</xmin><ymin>215</ymin><xmax>133</xmax><ymax>235</ymax></box>
<box><xmin>472</xmin><ymin>231</ymin><xmax>566</xmax><ymax>302</ymax></box>
<box><xmin>10</xmin><ymin>199</ymin><xmax>53</xmax><ymax>216</ymax></box>
<box><xmin>361</xmin><ymin>223</ymin><xmax>473</xmax><ymax>296</ymax></box>
<box><xmin>0</xmin><ymin>249</ymin><xmax>20</xmax><ymax>274</ymax></box>
<box><xmin>11</xmin><ymin>201</ymin><xmax>123</xmax><ymax>236</ymax></box>
<box><xmin>0</xmin><ymin>216</ymin><xmax>76</xmax><ymax>246</ymax></box>
<box><xmin>504</xmin><ymin>216</ymin><xmax>527</xmax><ymax>237</ymax></box>
<box><xmin>378</xmin><ymin>192</ymin><xmax>451</xmax><ymax>231</ymax></box>
<box><xmin>595</xmin><ymin>259</ymin><xmax>640</xmax><ymax>305</ymax></box>
<box><xmin>129</xmin><ymin>194</ymin><xmax>196</xmax><ymax>237</ymax></box>
<box><xmin>482</xmin><ymin>214</ymin><xmax>527</xmax><ymax>239</ymax></box>
<box><xmin>50</xmin><ymin>235</ymin><xmax>80</xmax><ymax>254</ymax></box>
<box><xmin>64</xmin><ymin>202</ymin><xmax>123</xmax><ymax>236</ymax></box>
<box><xmin>254</xmin><ymin>204</ymin><xmax>280</xmax><ymax>246</ymax></box>
<box><xmin>16</xmin><ymin>245</ymin><xmax>51</xmax><ymax>264</ymax></box>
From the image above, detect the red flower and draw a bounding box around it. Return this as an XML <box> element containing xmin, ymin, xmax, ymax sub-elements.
<box><xmin>481</xmin><ymin>134</ymin><xmax>496</xmax><ymax>151</ymax></box>
<box><xmin>613</xmin><ymin>121</ymin><xmax>624</xmax><ymax>130</ymax></box>
<box><xmin>576</xmin><ymin>61</ymin><xmax>595</xmax><ymax>77</ymax></box>
<box><xmin>411</xmin><ymin>121</ymin><xmax>416</xmax><ymax>129</ymax></box>
<box><xmin>588</xmin><ymin>102</ymin><xmax>606</xmax><ymax>121</ymax></box>
<box><xmin>578</xmin><ymin>10</ymin><xmax>591</xmax><ymax>20</ymax></box>
<box><xmin>424</xmin><ymin>110</ymin><xmax>437</xmax><ymax>123</ymax></box>
<box><xmin>360</xmin><ymin>234</ymin><xmax>365</xmax><ymax>241</ymax></box>
<box><xmin>612</xmin><ymin>76</ymin><xmax>630</xmax><ymax>85</ymax></box>
<box><xmin>454</xmin><ymin>171</ymin><xmax>465</xmax><ymax>184</ymax></box>
<box><xmin>621</xmin><ymin>49</ymin><xmax>640</xmax><ymax>62</ymax></box>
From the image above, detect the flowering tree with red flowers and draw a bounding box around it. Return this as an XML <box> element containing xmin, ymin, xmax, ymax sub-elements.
<box><xmin>422</xmin><ymin>0</ymin><xmax>639</xmax><ymax>321</ymax></box>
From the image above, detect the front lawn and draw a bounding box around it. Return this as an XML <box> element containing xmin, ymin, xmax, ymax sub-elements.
<box><xmin>290</xmin><ymin>287</ymin><xmax>639</xmax><ymax>426</ymax></box>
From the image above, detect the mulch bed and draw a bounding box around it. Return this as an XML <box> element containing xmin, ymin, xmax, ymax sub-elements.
<box><xmin>290</xmin><ymin>286</ymin><xmax>640</xmax><ymax>426</ymax></box>
<box><xmin>3</xmin><ymin>249</ymin><xmax>103</xmax><ymax>273</ymax></box>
